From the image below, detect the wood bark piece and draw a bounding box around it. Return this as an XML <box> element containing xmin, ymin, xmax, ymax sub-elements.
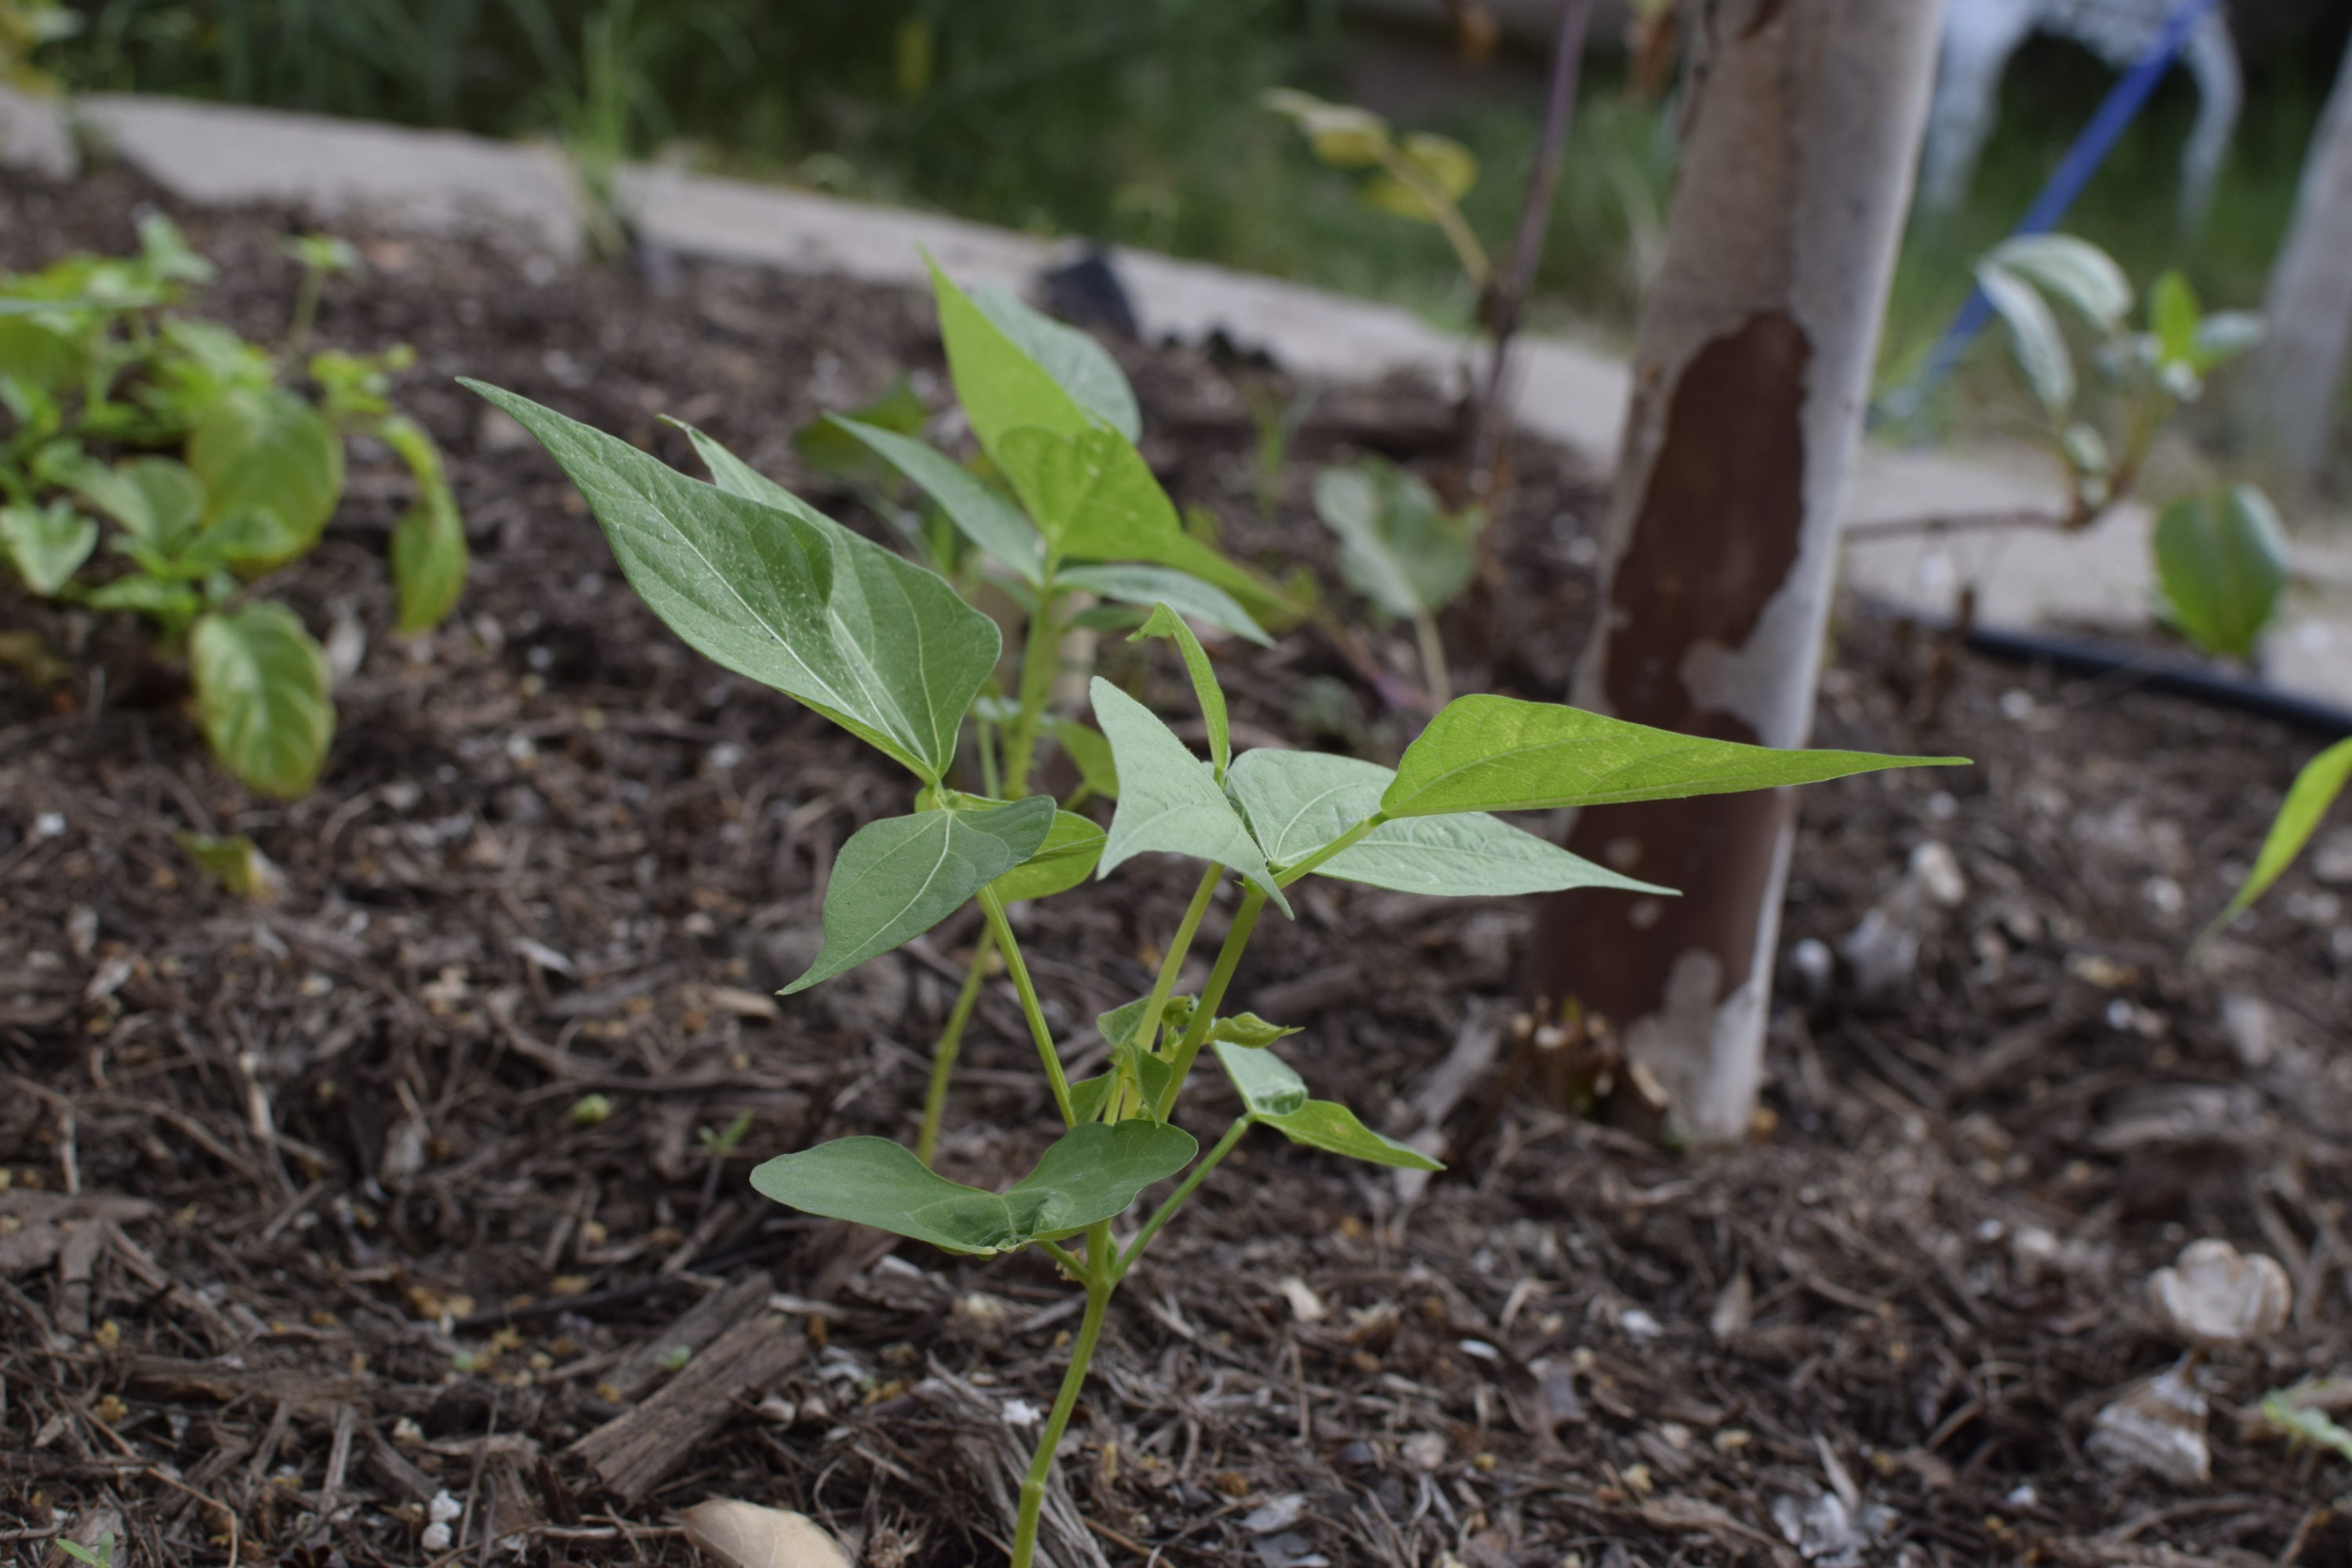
<box><xmin>570</xmin><ymin>1305</ymin><xmax>805</xmax><ymax>1504</ymax></box>
<box><xmin>599</xmin><ymin>1270</ymin><xmax>773</xmax><ymax>1403</ymax></box>
<box><xmin>2248</xmin><ymin>27</ymin><xmax>2352</xmax><ymax>482</ymax></box>
<box><xmin>1523</xmin><ymin>0</ymin><xmax>1944</xmax><ymax>1141</ymax></box>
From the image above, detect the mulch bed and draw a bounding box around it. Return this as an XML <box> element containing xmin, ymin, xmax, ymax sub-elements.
<box><xmin>5</xmin><ymin>165</ymin><xmax>2350</xmax><ymax>1568</ymax></box>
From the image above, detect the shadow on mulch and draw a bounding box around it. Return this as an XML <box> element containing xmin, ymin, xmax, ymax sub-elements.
<box><xmin>4</xmin><ymin>166</ymin><xmax>2350</xmax><ymax>1568</ymax></box>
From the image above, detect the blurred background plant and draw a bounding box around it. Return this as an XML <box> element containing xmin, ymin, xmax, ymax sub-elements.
<box><xmin>16</xmin><ymin>1</ymin><xmax>2352</xmax><ymax>471</ymax></box>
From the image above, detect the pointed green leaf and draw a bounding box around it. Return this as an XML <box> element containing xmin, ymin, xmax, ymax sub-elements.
<box><xmin>1090</xmin><ymin>677</ymin><xmax>1289</xmax><ymax>913</ymax></box>
<box><xmin>1227</xmin><ymin>746</ymin><xmax>1668</xmax><ymax>895</ymax></box>
<box><xmin>1059</xmin><ymin>564</ymin><xmax>1270</xmax><ymax>645</ymax></box>
<box><xmin>750</xmin><ymin>1120</ymin><xmax>1195</xmax><ymax>1255</ymax></box>
<box><xmin>1207</xmin><ymin>1012</ymin><xmax>1298</xmax><ymax>1047</ymax></box>
<box><xmin>1214</xmin><ymin>1041</ymin><xmax>1439</xmax><ymax>1169</ymax></box>
<box><xmin>2207</xmin><ymin>739</ymin><xmax>2352</xmax><ymax>937</ymax></box>
<box><xmin>1214</xmin><ymin>1038</ymin><xmax>1308</xmax><ymax>1116</ymax></box>
<box><xmin>85</xmin><ymin>575</ymin><xmax>202</xmax><ymax>626</ymax></box>
<box><xmin>1</xmin><ymin>501</ymin><xmax>97</xmax><ymax>595</ymax></box>
<box><xmin>2150</xmin><ymin>269</ymin><xmax>2200</xmax><ymax>366</ymax></box>
<box><xmin>466</xmin><ymin>382</ymin><xmax>1000</xmax><ymax>784</ymax></box>
<box><xmin>988</xmin><ymin>809</ymin><xmax>1106</xmax><ymax>903</ymax></box>
<box><xmin>2154</xmin><ymin>485</ymin><xmax>2285</xmax><ymax>659</ymax></box>
<box><xmin>1987</xmin><ymin>234</ymin><xmax>2132</xmax><ymax>332</ymax></box>
<box><xmin>187</xmin><ymin>388</ymin><xmax>343</xmax><ymax>560</ymax></box>
<box><xmin>1383</xmin><ymin>695</ymin><xmax>1965</xmax><ymax>818</ymax></box>
<box><xmin>829</xmin><ymin>418</ymin><xmax>1043</xmax><ymax>583</ymax></box>
<box><xmin>930</xmin><ymin>261</ymin><xmax>1112</xmax><ymax>461</ymax></box>
<box><xmin>190</xmin><ymin>603</ymin><xmax>335</xmax><ymax>799</ymax></box>
<box><xmin>971</xmin><ymin>285</ymin><xmax>1139</xmax><ymax>441</ymax></box>
<box><xmin>1050</xmin><ymin>718</ymin><xmax>1120</xmax><ymax>800</ymax></box>
<box><xmin>1130</xmin><ymin>602</ymin><xmax>1230</xmax><ymax>778</ymax></box>
<box><xmin>784</xmin><ymin>797</ymin><xmax>1055</xmax><ymax>993</ymax></box>
<box><xmin>669</xmin><ymin>417</ymin><xmax>804</xmax><ymax>514</ymax></box>
<box><xmin>1976</xmin><ymin>260</ymin><xmax>2074</xmax><ymax>416</ymax></box>
<box><xmin>1312</xmin><ymin>459</ymin><xmax>1478</xmax><ymax>619</ymax></box>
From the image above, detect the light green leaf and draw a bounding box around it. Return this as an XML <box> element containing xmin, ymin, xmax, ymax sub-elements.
<box><xmin>2205</xmin><ymin>739</ymin><xmax>2352</xmax><ymax>938</ymax></box>
<box><xmin>84</xmin><ymin>575</ymin><xmax>202</xmax><ymax>626</ymax></box>
<box><xmin>1361</xmin><ymin>132</ymin><xmax>1477</xmax><ymax>220</ymax></box>
<box><xmin>190</xmin><ymin>603</ymin><xmax>335</xmax><ymax>799</ymax></box>
<box><xmin>828</xmin><ymin>418</ymin><xmax>1043</xmax><ymax>583</ymax></box>
<box><xmin>669</xmin><ymin>418</ymin><xmax>804</xmax><ymax>514</ymax></box>
<box><xmin>1214</xmin><ymin>1040</ymin><xmax>1439</xmax><ymax>1169</ymax></box>
<box><xmin>749</xmin><ymin>1120</ymin><xmax>1196</xmax><ymax>1255</ymax></box>
<box><xmin>1383</xmin><ymin>695</ymin><xmax>1964</xmax><ymax>818</ymax></box>
<box><xmin>1059</xmin><ymin>564</ymin><xmax>1270</xmax><ymax>645</ymax></box>
<box><xmin>784</xmin><ymin>797</ymin><xmax>1055</xmax><ymax>993</ymax></box>
<box><xmin>1207</xmin><ymin>1012</ymin><xmax>1297</xmax><ymax>1047</ymax></box>
<box><xmin>2154</xmin><ymin>485</ymin><xmax>2286</xmax><ymax>659</ymax></box>
<box><xmin>1987</xmin><ymin>234</ymin><xmax>2132</xmax><ymax>332</ymax></box>
<box><xmin>988</xmin><ymin>809</ymin><xmax>1106</xmax><ymax>903</ymax></box>
<box><xmin>1130</xmin><ymin>602</ymin><xmax>1230</xmax><ymax>778</ymax></box>
<box><xmin>1227</xmin><ymin>746</ymin><xmax>1667</xmax><ymax>896</ymax></box>
<box><xmin>465</xmin><ymin>382</ymin><xmax>1000</xmax><ymax>784</ymax></box>
<box><xmin>172</xmin><ymin>831</ymin><xmax>282</xmax><ymax>900</ymax></box>
<box><xmin>969</xmin><ymin>283</ymin><xmax>1139</xmax><ymax>442</ymax></box>
<box><xmin>1091</xmin><ymin>677</ymin><xmax>1289</xmax><ymax>913</ymax></box>
<box><xmin>1</xmin><ymin>501</ymin><xmax>97</xmax><ymax>595</ymax></box>
<box><xmin>182</xmin><ymin>506</ymin><xmax>306</xmax><ymax>575</ymax></box>
<box><xmin>1262</xmin><ymin>87</ymin><xmax>1392</xmax><ymax>169</ymax></box>
<box><xmin>1976</xmin><ymin>260</ymin><xmax>2074</xmax><ymax>416</ymax></box>
<box><xmin>928</xmin><ymin>261</ymin><xmax>1105</xmax><ymax>463</ymax></box>
<box><xmin>2150</xmin><ymin>269</ymin><xmax>2200</xmax><ymax>366</ymax></box>
<box><xmin>187</xmin><ymin>388</ymin><xmax>343</xmax><ymax>560</ymax></box>
<box><xmin>1050</xmin><ymin>718</ymin><xmax>1120</xmax><ymax>800</ymax></box>
<box><xmin>381</xmin><ymin>415</ymin><xmax>467</xmax><ymax>632</ymax></box>
<box><xmin>1312</xmin><ymin>459</ymin><xmax>1478</xmax><ymax>619</ymax></box>
<box><xmin>55</xmin><ymin>455</ymin><xmax>205</xmax><ymax>553</ymax></box>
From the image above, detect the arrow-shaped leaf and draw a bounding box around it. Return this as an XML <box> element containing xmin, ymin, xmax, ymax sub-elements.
<box><xmin>785</xmin><ymin>797</ymin><xmax>1055</xmax><ymax>993</ymax></box>
<box><xmin>1382</xmin><ymin>695</ymin><xmax>1964</xmax><ymax>818</ymax></box>
<box><xmin>1091</xmin><ymin>677</ymin><xmax>1288</xmax><ymax>913</ymax></box>
<box><xmin>1214</xmin><ymin>1040</ymin><xmax>1437</xmax><ymax>1170</ymax></box>
<box><xmin>1130</xmin><ymin>601</ymin><xmax>1230</xmax><ymax>777</ymax></box>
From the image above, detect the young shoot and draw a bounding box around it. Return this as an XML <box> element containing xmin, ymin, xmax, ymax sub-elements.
<box><xmin>467</xmin><ymin>256</ymin><xmax>1962</xmax><ymax>1567</ymax></box>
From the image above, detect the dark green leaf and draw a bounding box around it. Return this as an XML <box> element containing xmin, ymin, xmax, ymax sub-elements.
<box><xmin>466</xmin><ymin>382</ymin><xmax>1000</xmax><ymax>784</ymax></box>
<box><xmin>0</xmin><ymin>501</ymin><xmax>97</xmax><ymax>595</ymax></box>
<box><xmin>2154</xmin><ymin>485</ymin><xmax>2286</xmax><ymax>659</ymax></box>
<box><xmin>1207</xmin><ymin>1013</ymin><xmax>1297</xmax><ymax>1047</ymax></box>
<box><xmin>1214</xmin><ymin>1042</ymin><xmax>1439</xmax><ymax>1169</ymax></box>
<box><xmin>1091</xmin><ymin>677</ymin><xmax>1288</xmax><ymax>912</ymax></box>
<box><xmin>1384</xmin><ymin>695</ymin><xmax>1964</xmax><ymax>818</ymax></box>
<box><xmin>190</xmin><ymin>603</ymin><xmax>335</xmax><ymax>799</ymax></box>
<box><xmin>1130</xmin><ymin>602</ymin><xmax>1229</xmax><ymax>777</ymax></box>
<box><xmin>187</xmin><ymin>389</ymin><xmax>343</xmax><ymax>560</ymax></box>
<box><xmin>828</xmin><ymin>418</ymin><xmax>1043</xmax><ymax>583</ymax></box>
<box><xmin>1059</xmin><ymin>564</ymin><xmax>1270</xmax><ymax>645</ymax></box>
<box><xmin>784</xmin><ymin>797</ymin><xmax>1055</xmax><ymax>993</ymax></box>
<box><xmin>988</xmin><ymin>809</ymin><xmax>1106</xmax><ymax>903</ymax></box>
<box><xmin>669</xmin><ymin>418</ymin><xmax>804</xmax><ymax>514</ymax></box>
<box><xmin>749</xmin><ymin>1120</ymin><xmax>1195</xmax><ymax>1254</ymax></box>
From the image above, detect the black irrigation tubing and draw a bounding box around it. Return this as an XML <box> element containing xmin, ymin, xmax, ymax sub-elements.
<box><xmin>1964</xmin><ymin>624</ymin><xmax>2352</xmax><ymax>739</ymax></box>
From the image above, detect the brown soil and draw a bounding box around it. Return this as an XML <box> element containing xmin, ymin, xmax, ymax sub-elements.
<box><xmin>5</xmin><ymin>166</ymin><xmax>2350</xmax><ymax>1568</ymax></box>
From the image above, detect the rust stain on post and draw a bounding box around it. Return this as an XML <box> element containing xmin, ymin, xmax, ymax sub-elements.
<box><xmin>1531</xmin><ymin>311</ymin><xmax>1810</xmax><ymax>1021</ymax></box>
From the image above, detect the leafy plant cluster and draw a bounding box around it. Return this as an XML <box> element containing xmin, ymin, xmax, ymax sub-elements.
<box><xmin>0</xmin><ymin>216</ymin><xmax>468</xmax><ymax>797</ymax></box>
<box><xmin>1973</xmin><ymin>233</ymin><xmax>2284</xmax><ymax>661</ymax></box>
<box><xmin>471</xmin><ymin>259</ymin><xmax>1958</xmax><ymax>1566</ymax></box>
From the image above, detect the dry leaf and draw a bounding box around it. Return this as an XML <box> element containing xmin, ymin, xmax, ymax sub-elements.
<box><xmin>682</xmin><ymin>1499</ymin><xmax>854</xmax><ymax>1568</ymax></box>
<box><xmin>2147</xmin><ymin>1238</ymin><xmax>2289</xmax><ymax>1347</ymax></box>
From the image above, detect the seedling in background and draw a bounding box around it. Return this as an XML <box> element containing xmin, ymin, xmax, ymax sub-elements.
<box><xmin>1264</xmin><ymin>87</ymin><xmax>1486</xmax><ymax>290</ymax></box>
<box><xmin>1313</xmin><ymin>458</ymin><xmax>1485</xmax><ymax>704</ymax></box>
<box><xmin>0</xmin><ymin>216</ymin><xmax>469</xmax><ymax>797</ymax></box>
<box><xmin>469</xmin><ymin>256</ymin><xmax>1961</xmax><ymax>1565</ymax></box>
<box><xmin>1971</xmin><ymin>234</ymin><xmax>2281</xmax><ymax>660</ymax></box>
<box><xmin>2197</xmin><ymin>737</ymin><xmax>2352</xmax><ymax>956</ymax></box>
<box><xmin>55</xmin><ymin>1534</ymin><xmax>115</xmax><ymax>1568</ymax></box>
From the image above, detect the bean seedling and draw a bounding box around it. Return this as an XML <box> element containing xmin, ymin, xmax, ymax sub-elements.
<box><xmin>467</xmin><ymin>260</ymin><xmax>1962</xmax><ymax>1566</ymax></box>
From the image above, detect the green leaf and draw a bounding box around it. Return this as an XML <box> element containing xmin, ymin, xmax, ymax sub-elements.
<box><xmin>0</xmin><ymin>501</ymin><xmax>97</xmax><ymax>595</ymax></box>
<box><xmin>1262</xmin><ymin>87</ymin><xmax>1392</xmax><ymax>168</ymax></box>
<box><xmin>187</xmin><ymin>388</ymin><xmax>343</xmax><ymax>560</ymax></box>
<box><xmin>2206</xmin><ymin>739</ymin><xmax>2352</xmax><ymax>938</ymax></box>
<box><xmin>929</xmin><ymin>261</ymin><xmax>1127</xmax><ymax>464</ymax></box>
<box><xmin>1976</xmin><ymin>260</ymin><xmax>2074</xmax><ymax>416</ymax></box>
<box><xmin>1226</xmin><ymin>746</ymin><xmax>1665</xmax><ymax>896</ymax></box>
<box><xmin>749</xmin><ymin>1120</ymin><xmax>1196</xmax><ymax>1255</ymax></box>
<box><xmin>1059</xmin><ymin>564</ymin><xmax>1271</xmax><ymax>645</ymax></box>
<box><xmin>2154</xmin><ymin>485</ymin><xmax>2287</xmax><ymax>659</ymax></box>
<box><xmin>1130</xmin><ymin>601</ymin><xmax>1230</xmax><ymax>778</ymax></box>
<box><xmin>172</xmin><ymin>831</ymin><xmax>281</xmax><ymax>899</ymax></box>
<box><xmin>1986</xmin><ymin>234</ymin><xmax>2132</xmax><ymax>332</ymax></box>
<box><xmin>190</xmin><ymin>603</ymin><xmax>336</xmax><ymax>799</ymax></box>
<box><xmin>1207</xmin><ymin>1012</ymin><xmax>1297</xmax><ymax>1047</ymax></box>
<box><xmin>791</xmin><ymin>372</ymin><xmax>928</xmax><ymax>481</ymax></box>
<box><xmin>382</xmin><ymin>417</ymin><xmax>468</xmax><ymax>632</ymax></box>
<box><xmin>828</xmin><ymin>418</ymin><xmax>1043</xmax><ymax>583</ymax></box>
<box><xmin>1312</xmin><ymin>459</ymin><xmax>1478</xmax><ymax>619</ymax></box>
<box><xmin>84</xmin><ymin>575</ymin><xmax>202</xmax><ymax>627</ymax></box>
<box><xmin>1383</xmin><ymin>695</ymin><xmax>1965</xmax><ymax>818</ymax></box>
<box><xmin>669</xmin><ymin>418</ymin><xmax>804</xmax><ymax>514</ymax></box>
<box><xmin>2150</xmin><ymin>269</ymin><xmax>2200</xmax><ymax>366</ymax></box>
<box><xmin>1050</xmin><ymin>718</ymin><xmax>1120</xmax><ymax>800</ymax></box>
<box><xmin>1213</xmin><ymin>1040</ymin><xmax>1439</xmax><ymax>1169</ymax></box>
<box><xmin>988</xmin><ymin>809</ymin><xmax>1107</xmax><ymax>903</ymax></box>
<box><xmin>966</xmin><ymin>280</ymin><xmax>1140</xmax><ymax>442</ymax></box>
<box><xmin>783</xmin><ymin>797</ymin><xmax>1055</xmax><ymax>993</ymax></box>
<box><xmin>466</xmin><ymin>382</ymin><xmax>1000</xmax><ymax>784</ymax></box>
<box><xmin>2190</xmin><ymin>311</ymin><xmax>2263</xmax><ymax>374</ymax></box>
<box><xmin>1361</xmin><ymin>132</ymin><xmax>1477</xmax><ymax>220</ymax></box>
<box><xmin>1091</xmin><ymin>677</ymin><xmax>1289</xmax><ymax>913</ymax></box>
<box><xmin>54</xmin><ymin>455</ymin><xmax>206</xmax><ymax>553</ymax></box>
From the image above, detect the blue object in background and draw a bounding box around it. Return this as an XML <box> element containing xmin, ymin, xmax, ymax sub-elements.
<box><xmin>1889</xmin><ymin>0</ymin><xmax>2220</xmax><ymax>426</ymax></box>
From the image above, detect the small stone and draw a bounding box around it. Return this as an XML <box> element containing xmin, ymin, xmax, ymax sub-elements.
<box><xmin>2148</xmin><ymin>1239</ymin><xmax>2289</xmax><ymax>1346</ymax></box>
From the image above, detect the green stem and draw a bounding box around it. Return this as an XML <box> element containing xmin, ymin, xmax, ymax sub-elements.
<box><xmin>1410</xmin><ymin>608</ymin><xmax>1452</xmax><ymax>706</ymax></box>
<box><xmin>1127</xmin><ymin>864</ymin><xmax>1222</xmax><ymax>1069</ymax></box>
<box><xmin>1153</xmin><ymin>884</ymin><xmax>1269</xmax><ymax>1119</ymax></box>
<box><xmin>916</xmin><ymin>931</ymin><xmax>994</xmax><ymax>1167</ymax></box>
<box><xmin>978</xmin><ymin>885</ymin><xmax>1076</xmax><ymax>1127</ymax></box>
<box><xmin>1116</xmin><ymin>1116</ymin><xmax>1250</xmax><ymax>1282</ymax></box>
<box><xmin>1011</xmin><ymin>1221</ymin><xmax>1113</xmax><ymax>1568</ymax></box>
<box><xmin>1034</xmin><ymin>1237</ymin><xmax>1085</xmax><ymax>1278</ymax></box>
<box><xmin>1276</xmin><ymin>813</ymin><xmax>1385</xmax><ymax>888</ymax></box>
<box><xmin>1000</xmin><ymin>579</ymin><xmax>1062</xmax><ymax>796</ymax></box>
<box><xmin>288</xmin><ymin>267</ymin><xmax>324</xmax><ymax>360</ymax></box>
